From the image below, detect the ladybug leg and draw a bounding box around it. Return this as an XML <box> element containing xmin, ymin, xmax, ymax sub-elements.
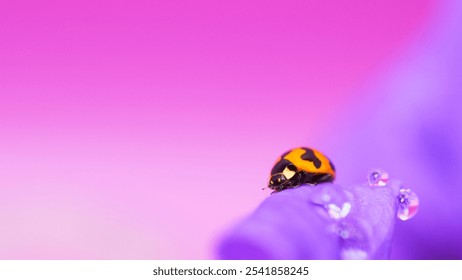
<box><xmin>296</xmin><ymin>171</ymin><xmax>308</xmax><ymax>186</ymax></box>
<box><xmin>270</xmin><ymin>185</ymin><xmax>285</xmax><ymax>194</ymax></box>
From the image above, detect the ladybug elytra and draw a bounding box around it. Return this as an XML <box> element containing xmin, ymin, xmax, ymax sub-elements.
<box><xmin>268</xmin><ymin>147</ymin><xmax>336</xmax><ymax>192</ymax></box>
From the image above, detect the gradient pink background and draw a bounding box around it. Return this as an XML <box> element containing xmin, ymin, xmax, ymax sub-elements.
<box><xmin>0</xmin><ymin>0</ymin><xmax>437</xmax><ymax>259</ymax></box>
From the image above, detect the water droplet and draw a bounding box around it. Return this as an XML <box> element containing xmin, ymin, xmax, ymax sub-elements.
<box><xmin>338</xmin><ymin>228</ymin><xmax>350</xmax><ymax>239</ymax></box>
<box><xmin>336</xmin><ymin>221</ymin><xmax>370</xmax><ymax>260</ymax></box>
<box><xmin>367</xmin><ymin>168</ymin><xmax>389</xmax><ymax>187</ymax></box>
<box><xmin>310</xmin><ymin>185</ymin><xmax>351</xmax><ymax>220</ymax></box>
<box><xmin>397</xmin><ymin>188</ymin><xmax>419</xmax><ymax>221</ymax></box>
<box><xmin>340</xmin><ymin>249</ymin><xmax>368</xmax><ymax>260</ymax></box>
<box><xmin>326</xmin><ymin>202</ymin><xmax>351</xmax><ymax>220</ymax></box>
<box><xmin>310</xmin><ymin>185</ymin><xmax>345</xmax><ymax>206</ymax></box>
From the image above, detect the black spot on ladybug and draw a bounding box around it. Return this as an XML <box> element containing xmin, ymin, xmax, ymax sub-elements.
<box><xmin>271</xmin><ymin>159</ymin><xmax>292</xmax><ymax>174</ymax></box>
<box><xmin>286</xmin><ymin>164</ymin><xmax>297</xmax><ymax>172</ymax></box>
<box><xmin>301</xmin><ymin>148</ymin><xmax>322</xmax><ymax>169</ymax></box>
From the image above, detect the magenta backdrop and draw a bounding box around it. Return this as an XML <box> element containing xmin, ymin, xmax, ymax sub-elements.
<box><xmin>0</xmin><ymin>0</ymin><xmax>435</xmax><ymax>259</ymax></box>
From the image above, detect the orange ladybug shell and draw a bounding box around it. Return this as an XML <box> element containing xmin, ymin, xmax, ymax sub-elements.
<box><xmin>274</xmin><ymin>147</ymin><xmax>335</xmax><ymax>178</ymax></box>
<box><xmin>268</xmin><ymin>147</ymin><xmax>336</xmax><ymax>190</ymax></box>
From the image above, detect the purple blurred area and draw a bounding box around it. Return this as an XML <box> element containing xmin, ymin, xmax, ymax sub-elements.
<box><xmin>321</xmin><ymin>1</ymin><xmax>462</xmax><ymax>259</ymax></box>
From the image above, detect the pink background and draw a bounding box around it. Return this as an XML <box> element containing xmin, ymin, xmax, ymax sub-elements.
<box><xmin>0</xmin><ymin>0</ymin><xmax>436</xmax><ymax>259</ymax></box>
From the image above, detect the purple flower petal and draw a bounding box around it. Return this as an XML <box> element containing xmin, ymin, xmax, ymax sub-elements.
<box><xmin>218</xmin><ymin>180</ymin><xmax>400</xmax><ymax>260</ymax></box>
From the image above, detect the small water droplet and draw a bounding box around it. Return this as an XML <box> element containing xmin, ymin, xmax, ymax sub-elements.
<box><xmin>326</xmin><ymin>202</ymin><xmax>351</xmax><ymax>220</ymax></box>
<box><xmin>340</xmin><ymin>249</ymin><xmax>368</xmax><ymax>260</ymax></box>
<box><xmin>338</xmin><ymin>229</ymin><xmax>350</xmax><ymax>239</ymax></box>
<box><xmin>397</xmin><ymin>188</ymin><xmax>419</xmax><ymax>221</ymax></box>
<box><xmin>310</xmin><ymin>185</ymin><xmax>351</xmax><ymax>220</ymax></box>
<box><xmin>310</xmin><ymin>185</ymin><xmax>345</xmax><ymax>206</ymax></box>
<box><xmin>336</xmin><ymin>221</ymin><xmax>370</xmax><ymax>260</ymax></box>
<box><xmin>367</xmin><ymin>168</ymin><xmax>389</xmax><ymax>187</ymax></box>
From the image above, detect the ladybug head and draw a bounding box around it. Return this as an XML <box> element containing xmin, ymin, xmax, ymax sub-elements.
<box><xmin>268</xmin><ymin>163</ymin><xmax>297</xmax><ymax>190</ymax></box>
<box><xmin>268</xmin><ymin>173</ymin><xmax>288</xmax><ymax>189</ymax></box>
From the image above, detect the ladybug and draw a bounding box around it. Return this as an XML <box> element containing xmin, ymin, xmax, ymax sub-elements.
<box><xmin>268</xmin><ymin>147</ymin><xmax>336</xmax><ymax>192</ymax></box>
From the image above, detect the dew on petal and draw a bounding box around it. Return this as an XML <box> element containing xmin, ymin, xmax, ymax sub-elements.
<box><xmin>367</xmin><ymin>168</ymin><xmax>389</xmax><ymax>187</ymax></box>
<box><xmin>310</xmin><ymin>185</ymin><xmax>351</xmax><ymax>220</ymax></box>
<box><xmin>310</xmin><ymin>185</ymin><xmax>346</xmax><ymax>206</ymax></box>
<box><xmin>336</xmin><ymin>221</ymin><xmax>370</xmax><ymax>260</ymax></box>
<box><xmin>397</xmin><ymin>188</ymin><xmax>419</xmax><ymax>221</ymax></box>
<box><xmin>340</xmin><ymin>249</ymin><xmax>368</xmax><ymax>260</ymax></box>
<box><xmin>326</xmin><ymin>202</ymin><xmax>351</xmax><ymax>220</ymax></box>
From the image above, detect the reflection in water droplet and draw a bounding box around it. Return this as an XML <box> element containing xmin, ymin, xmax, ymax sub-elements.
<box><xmin>397</xmin><ymin>188</ymin><xmax>419</xmax><ymax>221</ymax></box>
<box><xmin>367</xmin><ymin>168</ymin><xmax>389</xmax><ymax>187</ymax></box>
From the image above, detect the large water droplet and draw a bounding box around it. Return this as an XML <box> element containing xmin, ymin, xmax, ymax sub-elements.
<box><xmin>397</xmin><ymin>188</ymin><xmax>419</xmax><ymax>221</ymax></box>
<box><xmin>367</xmin><ymin>168</ymin><xmax>389</xmax><ymax>187</ymax></box>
